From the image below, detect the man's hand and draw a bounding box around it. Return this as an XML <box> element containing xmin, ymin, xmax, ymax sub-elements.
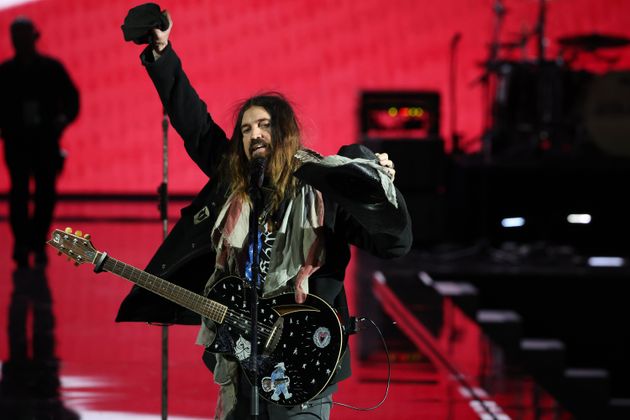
<box><xmin>375</xmin><ymin>152</ymin><xmax>396</xmax><ymax>181</ymax></box>
<box><xmin>152</xmin><ymin>10</ymin><xmax>172</xmax><ymax>53</ymax></box>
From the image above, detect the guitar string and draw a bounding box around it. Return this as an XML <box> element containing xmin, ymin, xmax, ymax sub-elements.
<box><xmin>223</xmin><ymin>308</ymin><xmax>274</xmax><ymax>338</ymax></box>
<box><xmin>194</xmin><ymin>293</ymin><xmax>275</xmax><ymax>338</ymax></box>
<box><xmin>103</xmin><ymin>258</ymin><xmax>276</xmax><ymax>339</ymax></box>
<box><xmin>96</xmin><ymin>259</ymin><xmax>337</xmax><ymax>401</ymax></box>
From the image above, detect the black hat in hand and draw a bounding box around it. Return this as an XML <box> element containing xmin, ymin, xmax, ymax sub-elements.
<box><xmin>121</xmin><ymin>3</ymin><xmax>169</xmax><ymax>45</ymax></box>
<box><xmin>294</xmin><ymin>144</ymin><xmax>404</xmax><ymax>233</ymax></box>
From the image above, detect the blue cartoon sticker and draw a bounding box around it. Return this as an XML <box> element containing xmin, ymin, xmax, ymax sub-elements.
<box><xmin>262</xmin><ymin>362</ymin><xmax>293</xmax><ymax>401</ymax></box>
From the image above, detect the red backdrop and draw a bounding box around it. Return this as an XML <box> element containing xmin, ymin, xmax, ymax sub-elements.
<box><xmin>1</xmin><ymin>0</ymin><xmax>629</xmax><ymax>194</ymax></box>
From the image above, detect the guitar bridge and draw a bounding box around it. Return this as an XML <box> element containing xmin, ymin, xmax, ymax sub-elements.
<box><xmin>261</xmin><ymin>305</ymin><xmax>319</xmax><ymax>356</ymax></box>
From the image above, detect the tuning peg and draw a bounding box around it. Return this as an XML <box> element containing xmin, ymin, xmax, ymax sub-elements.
<box><xmin>57</xmin><ymin>251</ymin><xmax>62</xmax><ymax>256</ymax></box>
<box><xmin>84</xmin><ymin>233</ymin><xmax>91</xmax><ymax>240</ymax></box>
<box><xmin>74</xmin><ymin>262</ymin><xmax>80</xmax><ymax>267</ymax></box>
<box><xmin>75</xmin><ymin>230</ymin><xmax>83</xmax><ymax>237</ymax></box>
<box><xmin>65</xmin><ymin>227</ymin><xmax>72</xmax><ymax>233</ymax></box>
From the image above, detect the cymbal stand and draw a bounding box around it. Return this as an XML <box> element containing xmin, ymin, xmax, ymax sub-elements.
<box><xmin>534</xmin><ymin>0</ymin><xmax>548</xmax><ymax>62</ymax></box>
<box><xmin>534</xmin><ymin>0</ymin><xmax>555</xmax><ymax>151</ymax></box>
<box><xmin>481</xmin><ymin>0</ymin><xmax>507</xmax><ymax>162</ymax></box>
<box><xmin>472</xmin><ymin>0</ymin><xmax>508</xmax><ymax>259</ymax></box>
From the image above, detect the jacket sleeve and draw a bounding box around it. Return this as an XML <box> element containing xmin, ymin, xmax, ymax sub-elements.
<box><xmin>303</xmin><ymin>143</ymin><xmax>412</xmax><ymax>259</ymax></box>
<box><xmin>141</xmin><ymin>43</ymin><xmax>229</xmax><ymax>177</ymax></box>
<box><xmin>327</xmin><ymin>189</ymin><xmax>412</xmax><ymax>259</ymax></box>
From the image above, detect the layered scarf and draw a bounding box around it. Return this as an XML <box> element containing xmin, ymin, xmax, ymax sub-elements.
<box><xmin>197</xmin><ymin>184</ymin><xmax>325</xmax><ymax>419</ymax></box>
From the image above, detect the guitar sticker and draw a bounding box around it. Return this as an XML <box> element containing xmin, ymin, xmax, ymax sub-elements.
<box><xmin>234</xmin><ymin>335</ymin><xmax>251</xmax><ymax>361</ymax></box>
<box><xmin>313</xmin><ymin>327</ymin><xmax>331</xmax><ymax>348</ymax></box>
<box><xmin>261</xmin><ymin>362</ymin><xmax>293</xmax><ymax>401</ymax></box>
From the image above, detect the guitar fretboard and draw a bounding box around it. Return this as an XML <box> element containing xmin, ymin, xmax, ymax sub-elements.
<box><xmin>100</xmin><ymin>253</ymin><xmax>227</xmax><ymax>323</ymax></box>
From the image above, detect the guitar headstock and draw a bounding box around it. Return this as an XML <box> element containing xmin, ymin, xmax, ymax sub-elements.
<box><xmin>47</xmin><ymin>227</ymin><xmax>98</xmax><ymax>266</ymax></box>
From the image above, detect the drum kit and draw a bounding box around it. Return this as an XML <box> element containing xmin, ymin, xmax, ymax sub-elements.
<box><xmin>481</xmin><ymin>0</ymin><xmax>630</xmax><ymax>160</ymax></box>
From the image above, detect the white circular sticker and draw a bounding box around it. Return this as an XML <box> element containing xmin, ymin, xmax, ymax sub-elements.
<box><xmin>313</xmin><ymin>327</ymin><xmax>331</xmax><ymax>348</ymax></box>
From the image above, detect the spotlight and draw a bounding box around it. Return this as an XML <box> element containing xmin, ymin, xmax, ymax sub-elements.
<box><xmin>587</xmin><ymin>257</ymin><xmax>625</xmax><ymax>267</ymax></box>
<box><xmin>501</xmin><ymin>217</ymin><xmax>525</xmax><ymax>228</ymax></box>
<box><xmin>567</xmin><ymin>214</ymin><xmax>591</xmax><ymax>224</ymax></box>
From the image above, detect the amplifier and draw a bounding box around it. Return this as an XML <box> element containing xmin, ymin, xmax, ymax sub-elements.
<box><xmin>359</xmin><ymin>90</ymin><xmax>440</xmax><ymax>141</ymax></box>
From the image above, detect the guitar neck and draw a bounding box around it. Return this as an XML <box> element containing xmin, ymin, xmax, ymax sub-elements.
<box><xmin>97</xmin><ymin>252</ymin><xmax>226</xmax><ymax>324</ymax></box>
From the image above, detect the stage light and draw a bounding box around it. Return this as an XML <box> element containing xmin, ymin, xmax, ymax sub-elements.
<box><xmin>0</xmin><ymin>0</ymin><xmax>38</xmax><ymax>11</ymax></box>
<box><xmin>501</xmin><ymin>217</ymin><xmax>525</xmax><ymax>228</ymax></box>
<box><xmin>412</xmin><ymin>107</ymin><xmax>424</xmax><ymax>117</ymax></box>
<box><xmin>587</xmin><ymin>257</ymin><xmax>625</xmax><ymax>267</ymax></box>
<box><xmin>567</xmin><ymin>213</ymin><xmax>591</xmax><ymax>224</ymax></box>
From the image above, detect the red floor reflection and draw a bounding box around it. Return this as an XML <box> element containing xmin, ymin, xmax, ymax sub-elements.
<box><xmin>0</xmin><ymin>202</ymin><xmax>572</xmax><ymax>419</ymax></box>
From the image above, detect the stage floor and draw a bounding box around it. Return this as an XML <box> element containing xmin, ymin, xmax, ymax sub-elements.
<box><xmin>0</xmin><ymin>201</ymin><xmax>573</xmax><ymax>419</ymax></box>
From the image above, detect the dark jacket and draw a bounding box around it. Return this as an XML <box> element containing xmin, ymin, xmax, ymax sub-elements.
<box><xmin>115</xmin><ymin>44</ymin><xmax>412</xmax><ymax>385</ymax></box>
<box><xmin>0</xmin><ymin>53</ymin><xmax>79</xmax><ymax>142</ymax></box>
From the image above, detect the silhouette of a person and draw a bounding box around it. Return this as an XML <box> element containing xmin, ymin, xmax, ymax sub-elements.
<box><xmin>0</xmin><ymin>268</ymin><xmax>79</xmax><ymax>419</ymax></box>
<box><xmin>0</xmin><ymin>16</ymin><xmax>79</xmax><ymax>268</ymax></box>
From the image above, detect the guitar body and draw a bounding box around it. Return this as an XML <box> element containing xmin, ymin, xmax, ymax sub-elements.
<box><xmin>204</xmin><ymin>276</ymin><xmax>344</xmax><ymax>406</ymax></box>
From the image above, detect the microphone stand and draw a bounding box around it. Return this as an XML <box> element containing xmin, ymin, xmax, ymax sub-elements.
<box><xmin>158</xmin><ymin>108</ymin><xmax>170</xmax><ymax>420</ymax></box>
<box><xmin>474</xmin><ymin>0</ymin><xmax>506</xmax><ymax>259</ymax></box>
<box><xmin>248</xmin><ymin>167</ymin><xmax>264</xmax><ymax>419</ymax></box>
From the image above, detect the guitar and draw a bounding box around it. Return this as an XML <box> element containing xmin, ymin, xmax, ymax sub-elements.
<box><xmin>47</xmin><ymin>228</ymin><xmax>345</xmax><ymax>406</ymax></box>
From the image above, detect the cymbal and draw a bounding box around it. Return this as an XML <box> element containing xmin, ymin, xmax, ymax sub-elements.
<box><xmin>558</xmin><ymin>33</ymin><xmax>630</xmax><ymax>51</ymax></box>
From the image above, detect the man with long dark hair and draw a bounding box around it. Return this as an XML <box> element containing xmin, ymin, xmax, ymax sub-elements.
<box><xmin>116</xmin><ymin>10</ymin><xmax>411</xmax><ymax>420</ymax></box>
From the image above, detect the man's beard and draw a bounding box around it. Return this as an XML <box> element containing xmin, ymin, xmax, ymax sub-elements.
<box><xmin>250</xmin><ymin>139</ymin><xmax>272</xmax><ymax>158</ymax></box>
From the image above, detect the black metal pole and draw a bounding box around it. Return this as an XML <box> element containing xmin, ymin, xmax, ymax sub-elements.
<box><xmin>483</xmin><ymin>0</ymin><xmax>507</xmax><ymax>163</ymax></box>
<box><xmin>248</xmin><ymin>185</ymin><xmax>262</xmax><ymax>420</ymax></box>
<box><xmin>449</xmin><ymin>32</ymin><xmax>462</xmax><ymax>155</ymax></box>
<box><xmin>536</xmin><ymin>0</ymin><xmax>547</xmax><ymax>63</ymax></box>
<box><xmin>159</xmin><ymin>108</ymin><xmax>170</xmax><ymax>420</ymax></box>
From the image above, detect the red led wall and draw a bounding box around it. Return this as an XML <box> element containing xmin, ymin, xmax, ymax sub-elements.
<box><xmin>1</xmin><ymin>0</ymin><xmax>629</xmax><ymax>193</ymax></box>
